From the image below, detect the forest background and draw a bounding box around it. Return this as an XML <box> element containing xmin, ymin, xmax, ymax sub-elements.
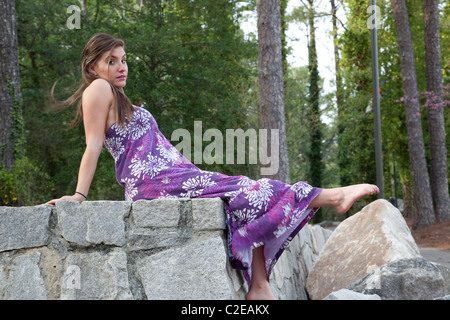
<box><xmin>0</xmin><ymin>0</ymin><xmax>448</xmax><ymax>229</ymax></box>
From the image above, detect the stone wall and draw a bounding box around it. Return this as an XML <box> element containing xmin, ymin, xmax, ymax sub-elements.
<box><xmin>0</xmin><ymin>198</ymin><xmax>331</xmax><ymax>300</ymax></box>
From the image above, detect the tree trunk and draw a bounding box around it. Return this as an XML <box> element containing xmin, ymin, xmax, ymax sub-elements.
<box><xmin>423</xmin><ymin>0</ymin><xmax>450</xmax><ymax>222</ymax></box>
<box><xmin>257</xmin><ymin>0</ymin><xmax>290</xmax><ymax>183</ymax></box>
<box><xmin>390</xmin><ymin>0</ymin><xmax>435</xmax><ymax>229</ymax></box>
<box><xmin>401</xmin><ymin>179</ymin><xmax>414</xmax><ymax>219</ymax></box>
<box><xmin>280</xmin><ymin>0</ymin><xmax>288</xmax><ymax>85</ymax></box>
<box><xmin>0</xmin><ymin>0</ymin><xmax>22</xmax><ymax>169</ymax></box>
<box><xmin>330</xmin><ymin>0</ymin><xmax>342</xmax><ymax>110</ymax></box>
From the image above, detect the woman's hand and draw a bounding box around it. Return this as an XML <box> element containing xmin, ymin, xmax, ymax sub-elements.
<box><xmin>46</xmin><ymin>193</ymin><xmax>86</xmax><ymax>205</ymax></box>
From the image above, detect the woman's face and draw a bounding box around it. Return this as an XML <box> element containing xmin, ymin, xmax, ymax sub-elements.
<box><xmin>90</xmin><ymin>46</ymin><xmax>128</xmax><ymax>88</ymax></box>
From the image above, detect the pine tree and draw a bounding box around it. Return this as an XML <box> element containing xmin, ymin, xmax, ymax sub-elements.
<box><xmin>423</xmin><ymin>0</ymin><xmax>450</xmax><ymax>222</ymax></box>
<box><xmin>257</xmin><ymin>0</ymin><xmax>290</xmax><ymax>183</ymax></box>
<box><xmin>390</xmin><ymin>0</ymin><xmax>435</xmax><ymax>229</ymax></box>
<box><xmin>0</xmin><ymin>0</ymin><xmax>23</xmax><ymax>169</ymax></box>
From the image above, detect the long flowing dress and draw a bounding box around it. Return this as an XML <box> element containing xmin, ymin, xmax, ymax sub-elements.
<box><xmin>104</xmin><ymin>106</ymin><xmax>321</xmax><ymax>286</ymax></box>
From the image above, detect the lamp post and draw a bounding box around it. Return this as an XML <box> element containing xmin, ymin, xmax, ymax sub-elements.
<box><xmin>370</xmin><ymin>0</ymin><xmax>384</xmax><ymax>198</ymax></box>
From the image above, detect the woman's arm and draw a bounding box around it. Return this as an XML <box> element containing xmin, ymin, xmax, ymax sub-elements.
<box><xmin>46</xmin><ymin>79</ymin><xmax>114</xmax><ymax>204</ymax></box>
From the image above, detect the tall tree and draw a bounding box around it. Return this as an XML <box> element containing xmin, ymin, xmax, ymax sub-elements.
<box><xmin>376</xmin><ymin>0</ymin><xmax>412</xmax><ymax>216</ymax></box>
<box><xmin>331</xmin><ymin>0</ymin><xmax>351</xmax><ymax>192</ymax></box>
<box><xmin>330</xmin><ymin>0</ymin><xmax>343</xmax><ymax>110</ymax></box>
<box><xmin>306</xmin><ymin>0</ymin><xmax>323</xmax><ymax>222</ymax></box>
<box><xmin>257</xmin><ymin>0</ymin><xmax>290</xmax><ymax>183</ymax></box>
<box><xmin>0</xmin><ymin>0</ymin><xmax>23</xmax><ymax>169</ymax></box>
<box><xmin>423</xmin><ymin>0</ymin><xmax>450</xmax><ymax>222</ymax></box>
<box><xmin>306</xmin><ymin>0</ymin><xmax>323</xmax><ymax>189</ymax></box>
<box><xmin>390</xmin><ymin>0</ymin><xmax>435</xmax><ymax>229</ymax></box>
<box><xmin>280</xmin><ymin>0</ymin><xmax>288</xmax><ymax>84</ymax></box>
<box><xmin>338</xmin><ymin>0</ymin><xmax>376</xmax><ymax>194</ymax></box>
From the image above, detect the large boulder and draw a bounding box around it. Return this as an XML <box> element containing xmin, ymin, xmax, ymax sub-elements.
<box><xmin>306</xmin><ymin>199</ymin><xmax>421</xmax><ymax>300</ymax></box>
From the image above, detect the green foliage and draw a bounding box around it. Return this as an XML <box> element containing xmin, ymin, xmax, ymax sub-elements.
<box><xmin>0</xmin><ymin>157</ymin><xmax>54</xmax><ymax>206</ymax></box>
<box><xmin>285</xmin><ymin>67</ymin><xmax>311</xmax><ymax>183</ymax></box>
<box><xmin>306</xmin><ymin>2</ymin><xmax>323</xmax><ymax>193</ymax></box>
<box><xmin>0</xmin><ymin>168</ymin><xmax>16</xmax><ymax>206</ymax></box>
<box><xmin>338</xmin><ymin>0</ymin><xmax>377</xmax><ymax>211</ymax></box>
<box><xmin>285</xmin><ymin>65</ymin><xmax>340</xmax><ymax>221</ymax></box>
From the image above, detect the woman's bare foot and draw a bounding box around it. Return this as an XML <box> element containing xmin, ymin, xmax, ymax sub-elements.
<box><xmin>246</xmin><ymin>282</ymin><xmax>276</xmax><ymax>300</ymax></box>
<box><xmin>308</xmin><ymin>184</ymin><xmax>379</xmax><ymax>214</ymax></box>
<box><xmin>246</xmin><ymin>246</ymin><xmax>276</xmax><ymax>300</ymax></box>
<box><xmin>332</xmin><ymin>184</ymin><xmax>379</xmax><ymax>214</ymax></box>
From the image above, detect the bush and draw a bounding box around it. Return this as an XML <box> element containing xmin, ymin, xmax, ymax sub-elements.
<box><xmin>0</xmin><ymin>157</ymin><xmax>54</xmax><ymax>206</ymax></box>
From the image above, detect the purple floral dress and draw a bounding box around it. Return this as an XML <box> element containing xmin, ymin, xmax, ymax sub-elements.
<box><xmin>104</xmin><ymin>106</ymin><xmax>321</xmax><ymax>286</ymax></box>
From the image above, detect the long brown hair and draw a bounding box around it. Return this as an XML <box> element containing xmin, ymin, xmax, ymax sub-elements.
<box><xmin>51</xmin><ymin>33</ymin><xmax>134</xmax><ymax>128</ymax></box>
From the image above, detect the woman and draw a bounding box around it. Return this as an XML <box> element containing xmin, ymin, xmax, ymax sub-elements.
<box><xmin>47</xmin><ymin>33</ymin><xmax>379</xmax><ymax>300</ymax></box>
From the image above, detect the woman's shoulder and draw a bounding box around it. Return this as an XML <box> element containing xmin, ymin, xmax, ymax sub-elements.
<box><xmin>85</xmin><ymin>78</ymin><xmax>113</xmax><ymax>91</ymax></box>
<box><xmin>84</xmin><ymin>79</ymin><xmax>114</xmax><ymax>99</ymax></box>
<box><xmin>82</xmin><ymin>79</ymin><xmax>115</xmax><ymax>115</ymax></box>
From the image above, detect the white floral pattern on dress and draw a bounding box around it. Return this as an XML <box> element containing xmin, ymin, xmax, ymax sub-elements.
<box><xmin>128</xmin><ymin>111</ymin><xmax>151</xmax><ymax>140</ymax></box>
<box><xmin>128</xmin><ymin>153</ymin><xmax>168</xmax><ymax>179</ymax></box>
<box><xmin>122</xmin><ymin>177</ymin><xmax>138</xmax><ymax>201</ymax></box>
<box><xmin>104</xmin><ymin>136</ymin><xmax>125</xmax><ymax>161</ymax></box>
<box><xmin>237</xmin><ymin>176</ymin><xmax>256</xmax><ymax>186</ymax></box>
<box><xmin>292</xmin><ymin>181</ymin><xmax>313</xmax><ymax>200</ymax></box>
<box><xmin>244</xmin><ymin>178</ymin><xmax>273</xmax><ymax>210</ymax></box>
<box><xmin>156</xmin><ymin>142</ymin><xmax>180</xmax><ymax>165</ymax></box>
<box><xmin>230</xmin><ymin>208</ymin><xmax>258</xmax><ymax>226</ymax></box>
<box><xmin>273</xmin><ymin>203</ymin><xmax>297</xmax><ymax>238</ymax></box>
<box><xmin>180</xmin><ymin>173</ymin><xmax>216</xmax><ymax>198</ymax></box>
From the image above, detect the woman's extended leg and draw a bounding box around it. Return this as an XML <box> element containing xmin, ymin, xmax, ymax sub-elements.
<box><xmin>245</xmin><ymin>183</ymin><xmax>379</xmax><ymax>300</ymax></box>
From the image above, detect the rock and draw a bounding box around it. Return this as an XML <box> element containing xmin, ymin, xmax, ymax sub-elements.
<box><xmin>306</xmin><ymin>199</ymin><xmax>421</xmax><ymax>300</ymax></box>
<box><xmin>132</xmin><ymin>198</ymin><xmax>183</xmax><ymax>228</ymax></box>
<box><xmin>323</xmin><ymin>288</ymin><xmax>381</xmax><ymax>300</ymax></box>
<box><xmin>128</xmin><ymin>199</ymin><xmax>189</xmax><ymax>251</ymax></box>
<box><xmin>56</xmin><ymin>200</ymin><xmax>130</xmax><ymax>246</ymax></box>
<box><xmin>269</xmin><ymin>224</ymin><xmax>333</xmax><ymax>300</ymax></box>
<box><xmin>137</xmin><ymin>236</ymin><xmax>232</xmax><ymax>300</ymax></box>
<box><xmin>61</xmin><ymin>249</ymin><xmax>133</xmax><ymax>300</ymax></box>
<box><xmin>0</xmin><ymin>252</ymin><xmax>48</xmax><ymax>300</ymax></box>
<box><xmin>192</xmin><ymin>197</ymin><xmax>226</xmax><ymax>231</ymax></box>
<box><xmin>347</xmin><ymin>257</ymin><xmax>447</xmax><ymax>300</ymax></box>
<box><xmin>434</xmin><ymin>263</ymin><xmax>450</xmax><ymax>295</ymax></box>
<box><xmin>0</xmin><ymin>205</ymin><xmax>52</xmax><ymax>252</ymax></box>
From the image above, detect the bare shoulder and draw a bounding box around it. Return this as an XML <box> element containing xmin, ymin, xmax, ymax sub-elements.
<box><xmin>83</xmin><ymin>79</ymin><xmax>114</xmax><ymax>104</ymax></box>
<box><xmin>82</xmin><ymin>79</ymin><xmax>114</xmax><ymax>128</ymax></box>
<box><xmin>86</xmin><ymin>78</ymin><xmax>112</xmax><ymax>91</ymax></box>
